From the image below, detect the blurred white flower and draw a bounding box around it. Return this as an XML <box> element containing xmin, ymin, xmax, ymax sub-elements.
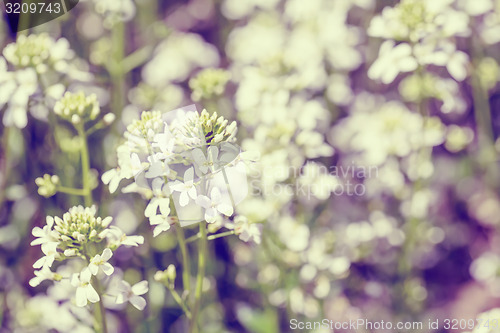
<box><xmin>234</xmin><ymin>216</ymin><xmax>262</xmax><ymax>244</ymax></box>
<box><xmin>142</xmin><ymin>33</ymin><xmax>219</xmax><ymax>87</ymax></box>
<box><xmin>0</xmin><ymin>65</ymin><xmax>38</xmax><ymax>128</ymax></box>
<box><xmin>115</xmin><ymin>280</ymin><xmax>148</xmax><ymax>310</ymax></box>
<box><xmin>368</xmin><ymin>41</ymin><xmax>417</xmax><ymax>84</ymax></box>
<box><xmin>460</xmin><ymin>0</ymin><xmax>493</xmax><ymax>16</ymax></box>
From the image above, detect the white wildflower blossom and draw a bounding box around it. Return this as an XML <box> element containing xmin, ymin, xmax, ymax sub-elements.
<box><xmin>169</xmin><ymin>167</ymin><xmax>198</xmax><ymax>207</ymax></box>
<box><xmin>88</xmin><ymin>248</ymin><xmax>114</xmax><ymax>276</ymax></box>
<box><xmin>30</xmin><ymin>206</ymin><xmax>145</xmax><ymax>311</ymax></box>
<box><xmin>234</xmin><ymin>216</ymin><xmax>262</xmax><ymax>244</ymax></box>
<box><xmin>196</xmin><ymin>187</ymin><xmax>234</xmax><ymax>223</ymax></box>
<box><xmin>71</xmin><ymin>268</ymin><xmax>100</xmax><ymax>307</ymax></box>
<box><xmin>99</xmin><ymin>226</ymin><xmax>145</xmax><ymax>248</ymax></box>
<box><xmin>368</xmin><ymin>41</ymin><xmax>417</xmax><ymax>84</ymax></box>
<box><xmin>33</xmin><ymin>242</ymin><xmax>60</xmax><ymax>269</ymax></box>
<box><xmin>3</xmin><ymin>34</ymin><xmax>75</xmax><ymax>74</ymax></box>
<box><xmin>115</xmin><ymin>280</ymin><xmax>148</xmax><ymax>310</ymax></box>
<box><xmin>31</xmin><ymin>216</ymin><xmax>60</xmax><ymax>246</ymax></box>
<box><xmin>30</xmin><ymin>266</ymin><xmax>61</xmax><ymax>287</ymax></box>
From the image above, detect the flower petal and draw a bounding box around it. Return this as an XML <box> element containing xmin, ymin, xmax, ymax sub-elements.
<box><xmin>131</xmin><ymin>281</ymin><xmax>149</xmax><ymax>296</ymax></box>
<box><xmin>130</xmin><ymin>295</ymin><xmax>147</xmax><ymax>310</ymax></box>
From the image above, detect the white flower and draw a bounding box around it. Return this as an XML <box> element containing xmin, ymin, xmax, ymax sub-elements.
<box><xmin>71</xmin><ymin>268</ymin><xmax>100</xmax><ymax>307</ymax></box>
<box><xmin>368</xmin><ymin>41</ymin><xmax>418</xmax><ymax>84</ymax></box>
<box><xmin>446</xmin><ymin>50</ymin><xmax>469</xmax><ymax>81</ymax></box>
<box><xmin>145</xmin><ymin>155</ymin><xmax>172</xmax><ymax>179</ymax></box>
<box><xmin>152</xmin><ymin>125</ymin><xmax>176</xmax><ymax>158</ymax></box>
<box><xmin>1</xmin><ymin>68</ymin><xmax>38</xmax><ymax>128</ymax></box>
<box><xmin>101</xmin><ymin>168</ymin><xmax>122</xmax><ymax>194</ymax></box>
<box><xmin>31</xmin><ymin>216</ymin><xmax>60</xmax><ymax>245</ymax></box>
<box><xmin>99</xmin><ymin>226</ymin><xmax>144</xmax><ymax>247</ymax></box>
<box><xmin>30</xmin><ymin>266</ymin><xmax>58</xmax><ymax>287</ymax></box>
<box><xmin>89</xmin><ymin>248</ymin><xmax>114</xmax><ymax>276</ymax></box>
<box><xmin>145</xmin><ymin>178</ymin><xmax>171</xmax><ymax>219</ymax></box>
<box><xmin>115</xmin><ymin>280</ymin><xmax>148</xmax><ymax>310</ymax></box>
<box><xmin>150</xmin><ymin>216</ymin><xmax>173</xmax><ymax>237</ymax></box>
<box><xmin>234</xmin><ymin>216</ymin><xmax>262</xmax><ymax>244</ymax></box>
<box><xmin>33</xmin><ymin>242</ymin><xmax>59</xmax><ymax>269</ymax></box>
<box><xmin>169</xmin><ymin>167</ymin><xmax>197</xmax><ymax>207</ymax></box>
<box><xmin>196</xmin><ymin>187</ymin><xmax>234</xmax><ymax>223</ymax></box>
<box><xmin>192</xmin><ymin>146</ymin><xmax>219</xmax><ymax>175</ymax></box>
<box><xmin>461</xmin><ymin>0</ymin><xmax>493</xmax><ymax>16</ymax></box>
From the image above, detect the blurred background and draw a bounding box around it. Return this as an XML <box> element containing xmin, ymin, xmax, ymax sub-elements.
<box><xmin>1</xmin><ymin>0</ymin><xmax>500</xmax><ymax>332</ymax></box>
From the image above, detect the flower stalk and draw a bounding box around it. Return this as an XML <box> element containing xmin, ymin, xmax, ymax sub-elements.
<box><xmin>190</xmin><ymin>223</ymin><xmax>207</xmax><ymax>333</ymax></box>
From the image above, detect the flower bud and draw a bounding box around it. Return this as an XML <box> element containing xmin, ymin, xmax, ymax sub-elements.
<box><xmin>35</xmin><ymin>174</ymin><xmax>60</xmax><ymax>198</ymax></box>
<box><xmin>54</xmin><ymin>92</ymin><xmax>101</xmax><ymax>125</ymax></box>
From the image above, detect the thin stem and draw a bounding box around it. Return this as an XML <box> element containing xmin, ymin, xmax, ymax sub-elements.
<box><xmin>0</xmin><ymin>127</ymin><xmax>11</xmax><ymax>209</ymax></box>
<box><xmin>175</xmin><ymin>224</ymin><xmax>191</xmax><ymax>295</ymax></box>
<box><xmin>168</xmin><ymin>287</ymin><xmax>192</xmax><ymax>319</ymax></box>
<box><xmin>190</xmin><ymin>223</ymin><xmax>207</xmax><ymax>333</ymax></box>
<box><xmin>186</xmin><ymin>233</ymin><xmax>201</xmax><ymax>244</ymax></box>
<box><xmin>57</xmin><ymin>186</ymin><xmax>87</xmax><ymax>196</ymax></box>
<box><xmin>79</xmin><ymin>126</ymin><xmax>107</xmax><ymax>333</ymax></box>
<box><xmin>470</xmin><ymin>16</ymin><xmax>498</xmax><ymax>182</ymax></box>
<box><xmin>186</xmin><ymin>230</ymin><xmax>236</xmax><ymax>244</ymax></box>
<box><xmin>77</xmin><ymin>125</ymin><xmax>92</xmax><ymax>206</ymax></box>
<box><xmin>93</xmin><ymin>277</ymin><xmax>109</xmax><ymax>333</ymax></box>
<box><xmin>121</xmin><ymin>46</ymin><xmax>153</xmax><ymax>74</ymax></box>
<box><xmin>208</xmin><ymin>230</ymin><xmax>235</xmax><ymax>241</ymax></box>
<box><xmin>110</xmin><ymin>21</ymin><xmax>126</xmax><ymax>118</ymax></box>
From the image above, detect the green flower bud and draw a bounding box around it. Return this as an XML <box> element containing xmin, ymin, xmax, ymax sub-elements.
<box><xmin>35</xmin><ymin>174</ymin><xmax>60</xmax><ymax>198</ymax></box>
<box><xmin>54</xmin><ymin>92</ymin><xmax>101</xmax><ymax>125</ymax></box>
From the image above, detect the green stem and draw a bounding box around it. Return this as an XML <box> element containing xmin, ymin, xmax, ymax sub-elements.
<box><xmin>470</xmin><ymin>17</ymin><xmax>498</xmax><ymax>182</ymax></box>
<box><xmin>185</xmin><ymin>233</ymin><xmax>200</xmax><ymax>244</ymax></box>
<box><xmin>190</xmin><ymin>223</ymin><xmax>207</xmax><ymax>333</ymax></box>
<box><xmin>168</xmin><ymin>287</ymin><xmax>192</xmax><ymax>319</ymax></box>
<box><xmin>93</xmin><ymin>277</ymin><xmax>109</xmax><ymax>333</ymax></box>
<box><xmin>0</xmin><ymin>127</ymin><xmax>11</xmax><ymax>209</ymax></box>
<box><xmin>186</xmin><ymin>230</ymin><xmax>236</xmax><ymax>244</ymax></box>
<box><xmin>57</xmin><ymin>186</ymin><xmax>87</xmax><ymax>196</ymax></box>
<box><xmin>77</xmin><ymin>125</ymin><xmax>92</xmax><ymax>207</ymax></box>
<box><xmin>78</xmin><ymin>126</ymin><xmax>106</xmax><ymax>332</ymax></box>
<box><xmin>121</xmin><ymin>46</ymin><xmax>153</xmax><ymax>74</ymax></box>
<box><xmin>175</xmin><ymin>224</ymin><xmax>191</xmax><ymax>295</ymax></box>
<box><xmin>110</xmin><ymin>21</ymin><xmax>126</xmax><ymax>118</ymax></box>
<box><xmin>208</xmin><ymin>230</ymin><xmax>235</xmax><ymax>241</ymax></box>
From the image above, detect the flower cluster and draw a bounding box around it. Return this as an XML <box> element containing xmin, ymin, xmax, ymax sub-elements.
<box><xmin>30</xmin><ymin>206</ymin><xmax>145</xmax><ymax>308</ymax></box>
<box><xmin>54</xmin><ymin>91</ymin><xmax>100</xmax><ymax>125</ymax></box>
<box><xmin>0</xmin><ymin>34</ymin><xmax>91</xmax><ymax>129</ymax></box>
<box><xmin>3</xmin><ymin>33</ymin><xmax>75</xmax><ymax>74</ymax></box>
<box><xmin>189</xmin><ymin>68</ymin><xmax>231</xmax><ymax>101</ymax></box>
<box><xmin>103</xmin><ymin>107</ymin><xmax>254</xmax><ymax>240</ymax></box>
